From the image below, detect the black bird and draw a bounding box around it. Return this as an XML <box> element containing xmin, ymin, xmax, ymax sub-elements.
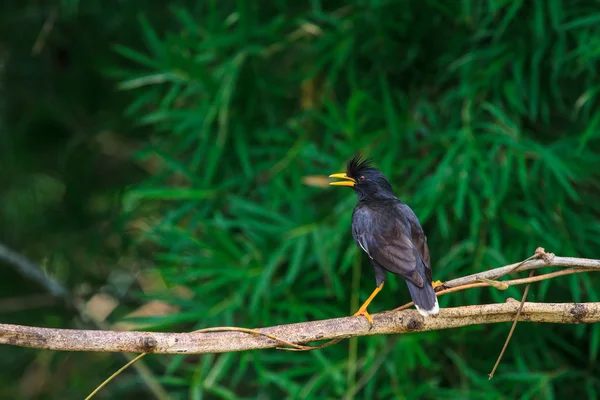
<box><xmin>329</xmin><ymin>156</ymin><xmax>440</xmax><ymax>324</ymax></box>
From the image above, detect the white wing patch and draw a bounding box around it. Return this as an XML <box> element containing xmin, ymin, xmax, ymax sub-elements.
<box><xmin>357</xmin><ymin>236</ymin><xmax>373</xmax><ymax>259</ymax></box>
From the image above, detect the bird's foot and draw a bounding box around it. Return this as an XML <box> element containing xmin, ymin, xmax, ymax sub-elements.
<box><xmin>353</xmin><ymin>307</ymin><xmax>374</xmax><ymax>327</ymax></box>
<box><xmin>432</xmin><ymin>280</ymin><xmax>443</xmax><ymax>290</ymax></box>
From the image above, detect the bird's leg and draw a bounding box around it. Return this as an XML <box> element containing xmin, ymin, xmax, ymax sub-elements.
<box><xmin>353</xmin><ymin>282</ymin><xmax>384</xmax><ymax>326</ymax></box>
<box><xmin>432</xmin><ymin>280</ymin><xmax>443</xmax><ymax>289</ymax></box>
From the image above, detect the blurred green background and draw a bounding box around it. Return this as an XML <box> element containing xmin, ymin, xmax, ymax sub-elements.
<box><xmin>2</xmin><ymin>1</ymin><xmax>600</xmax><ymax>399</ymax></box>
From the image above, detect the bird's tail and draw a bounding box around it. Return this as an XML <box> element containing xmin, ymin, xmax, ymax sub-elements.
<box><xmin>405</xmin><ymin>271</ymin><xmax>439</xmax><ymax>317</ymax></box>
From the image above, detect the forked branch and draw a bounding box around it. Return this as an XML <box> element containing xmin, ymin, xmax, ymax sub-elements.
<box><xmin>0</xmin><ymin>301</ymin><xmax>599</xmax><ymax>354</ymax></box>
<box><xmin>0</xmin><ymin>253</ymin><xmax>599</xmax><ymax>355</ymax></box>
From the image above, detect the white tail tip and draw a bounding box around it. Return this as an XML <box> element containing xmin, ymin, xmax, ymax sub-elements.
<box><xmin>415</xmin><ymin>297</ymin><xmax>440</xmax><ymax>317</ymax></box>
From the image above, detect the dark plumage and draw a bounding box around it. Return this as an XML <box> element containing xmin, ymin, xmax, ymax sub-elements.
<box><xmin>329</xmin><ymin>155</ymin><xmax>439</xmax><ymax>323</ymax></box>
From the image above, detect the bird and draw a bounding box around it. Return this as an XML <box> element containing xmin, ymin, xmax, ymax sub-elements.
<box><xmin>329</xmin><ymin>155</ymin><xmax>440</xmax><ymax>325</ymax></box>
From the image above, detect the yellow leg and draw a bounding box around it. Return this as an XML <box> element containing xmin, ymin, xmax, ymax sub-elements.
<box><xmin>432</xmin><ymin>280</ymin><xmax>443</xmax><ymax>289</ymax></box>
<box><xmin>353</xmin><ymin>282</ymin><xmax>384</xmax><ymax>326</ymax></box>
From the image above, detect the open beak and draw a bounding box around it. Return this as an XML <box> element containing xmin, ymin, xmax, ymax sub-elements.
<box><xmin>329</xmin><ymin>172</ymin><xmax>356</xmax><ymax>187</ymax></box>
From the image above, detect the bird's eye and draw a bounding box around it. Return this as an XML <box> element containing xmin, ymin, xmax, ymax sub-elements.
<box><xmin>359</xmin><ymin>176</ymin><xmax>365</xmax><ymax>181</ymax></box>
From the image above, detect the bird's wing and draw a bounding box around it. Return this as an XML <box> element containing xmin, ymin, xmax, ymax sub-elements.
<box><xmin>397</xmin><ymin>202</ymin><xmax>432</xmax><ymax>283</ymax></box>
<box><xmin>352</xmin><ymin>206</ymin><xmax>424</xmax><ymax>288</ymax></box>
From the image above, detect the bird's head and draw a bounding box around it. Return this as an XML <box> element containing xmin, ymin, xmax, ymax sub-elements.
<box><xmin>329</xmin><ymin>155</ymin><xmax>396</xmax><ymax>201</ymax></box>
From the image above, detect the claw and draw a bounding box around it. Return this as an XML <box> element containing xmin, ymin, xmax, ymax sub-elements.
<box><xmin>353</xmin><ymin>307</ymin><xmax>374</xmax><ymax>327</ymax></box>
<box><xmin>432</xmin><ymin>280</ymin><xmax>443</xmax><ymax>289</ymax></box>
<box><xmin>351</xmin><ymin>282</ymin><xmax>383</xmax><ymax>329</ymax></box>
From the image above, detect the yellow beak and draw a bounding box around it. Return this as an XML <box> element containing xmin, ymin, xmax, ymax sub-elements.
<box><xmin>329</xmin><ymin>172</ymin><xmax>356</xmax><ymax>187</ymax></box>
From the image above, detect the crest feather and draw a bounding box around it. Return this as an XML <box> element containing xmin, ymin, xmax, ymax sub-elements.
<box><xmin>346</xmin><ymin>155</ymin><xmax>374</xmax><ymax>178</ymax></box>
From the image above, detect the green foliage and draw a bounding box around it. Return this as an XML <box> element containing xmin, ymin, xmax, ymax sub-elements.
<box><xmin>3</xmin><ymin>0</ymin><xmax>600</xmax><ymax>398</ymax></box>
<box><xmin>109</xmin><ymin>1</ymin><xmax>600</xmax><ymax>398</ymax></box>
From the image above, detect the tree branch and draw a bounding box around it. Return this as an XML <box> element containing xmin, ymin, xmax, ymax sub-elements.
<box><xmin>442</xmin><ymin>255</ymin><xmax>600</xmax><ymax>288</ymax></box>
<box><xmin>1</xmin><ymin>301</ymin><xmax>599</xmax><ymax>354</ymax></box>
<box><xmin>0</xmin><ymin>253</ymin><xmax>598</xmax><ymax>355</ymax></box>
<box><xmin>0</xmin><ymin>241</ymin><xmax>169</xmax><ymax>399</ymax></box>
<box><xmin>0</xmin><ymin>241</ymin><xmax>69</xmax><ymax>301</ymax></box>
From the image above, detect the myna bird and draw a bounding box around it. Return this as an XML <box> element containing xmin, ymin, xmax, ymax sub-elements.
<box><xmin>329</xmin><ymin>156</ymin><xmax>440</xmax><ymax>324</ymax></box>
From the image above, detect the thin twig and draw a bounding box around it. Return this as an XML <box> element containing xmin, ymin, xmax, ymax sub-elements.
<box><xmin>0</xmin><ymin>241</ymin><xmax>168</xmax><ymax>400</ymax></box>
<box><xmin>491</xmin><ymin>251</ymin><xmax>541</xmax><ymax>280</ymax></box>
<box><xmin>0</xmin><ymin>242</ymin><xmax>69</xmax><ymax>301</ymax></box>
<box><xmin>279</xmin><ymin>337</ymin><xmax>344</xmax><ymax>352</ymax></box>
<box><xmin>488</xmin><ymin>270</ymin><xmax>535</xmax><ymax>379</ymax></box>
<box><xmin>506</xmin><ymin>267</ymin><xmax>595</xmax><ymax>285</ymax></box>
<box><xmin>85</xmin><ymin>353</ymin><xmax>147</xmax><ymax>400</ymax></box>
<box><xmin>86</xmin><ymin>325</ymin><xmax>322</xmax><ymax>399</ymax></box>
<box><xmin>342</xmin><ymin>337</ymin><xmax>399</xmax><ymax>400</ymax></box>
<box><xmin>32</xmin><ymin>9</ymin><xmax>58</xmax><ymax>55</ymax></box>
<box><xmin>393</xmin><ymin>262</ymin><xmax>596</xmax><ymax>312</ymax></box>
<box><xmin>191</xmin><ymin>326</ymin><xmax>315</xmax><ymax>351</ymax></box>
<box><xmin>442</xmin><ymin>252</ymin><xmax>596</xmax><ymax>290</ymax></box>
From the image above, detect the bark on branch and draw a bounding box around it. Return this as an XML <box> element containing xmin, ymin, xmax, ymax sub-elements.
<box><xmin>0</xmin><ymin>254</ymin><xmax>598</xmax><ymax>355</ymax></box>
<box><xmin>0</xmin><ymin>301</ymin><xmax>599</xmax><ymax>354</ymax></box>
<box><xmin>443</xmin><ymin>255</ymin><xmax>600</xmax><ymax>288</ymax></box>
